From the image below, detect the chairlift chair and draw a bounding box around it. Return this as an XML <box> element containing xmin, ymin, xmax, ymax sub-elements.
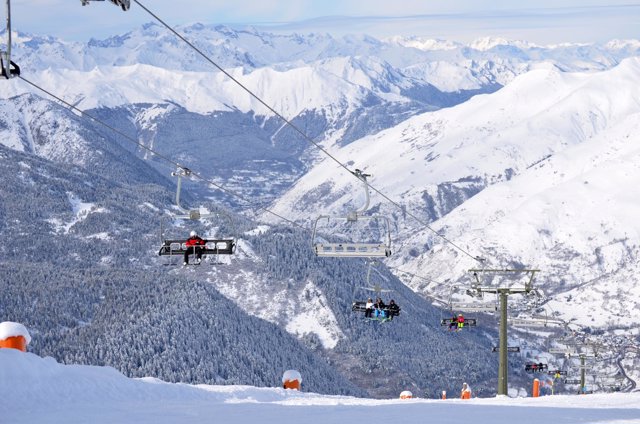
<box><xmin>158</xmin><ymin>239</ymin><xmax>235</xmax><ymax>256</ymax></box>
<box><xmin>450</xmin><ymin>302</ymin><xmax>497</xmax><ymax>313</ymax></box>
<box><xmin>351</xmin><ymin>301</ymin><xmax>400</xmax><ymax>321</ymax></box>
<box><xmin>491</xmin><ymin>346</ymin><xmax>520</xmax><ymax>353</ymax></box>
<box><xmin>440</xmin><ymin>317</ymin><xmax>477</xmax><ymax>327</ymax></box>
<box><xmin>525</xmin><ymin>362</ymin><xmax>548</xmax><ymax>373</ymax></box>
<box><xmin>510</xmin><ymin>310</ymin><xmax>564</xmax><ymax>328</ymax></box>
<box><xmin>549</xmin><ymin>347</ymin><xmax>578</xmax><ymax>355</ymax></box>
<box><xmin>312</xmin><ymin>169</ymin><xmax>392</xmax><ymax>258</ymax></box>
<box><xmin>440</xmin><ymin>285</ymin><xmax>480</xmax><ymax>329</ymax></box>
<box><xmin>510</xmin><ymin>317</ymin><xmax>551</xmax><ymax>327</ymax></box>
<box><xmin>159</xmin><ymin>167</ymin><xmax>236</xmax><ymax>265</ymax></box>
<box><xmin>351</xmin><ymin>260</ymin><xmax>400</xmax><ymax>322</ymax></box>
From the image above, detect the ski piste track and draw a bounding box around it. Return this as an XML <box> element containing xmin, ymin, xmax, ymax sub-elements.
<box><xmin>2</xmin><ymin>350</ymin><xmax>640</xmax><ymax>424</ymax></box>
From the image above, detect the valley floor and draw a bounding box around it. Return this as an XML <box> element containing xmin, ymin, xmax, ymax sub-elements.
<box><xmin>2</xmin><ymin>349</ymin><xmax>639</xmax><ymax>424</ymax></box>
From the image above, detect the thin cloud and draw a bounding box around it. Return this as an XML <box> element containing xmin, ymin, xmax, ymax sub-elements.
<box><xmin>3</xmin><ymin>1</ymin><xmax>640</xmax><ymax>43</ymax></box>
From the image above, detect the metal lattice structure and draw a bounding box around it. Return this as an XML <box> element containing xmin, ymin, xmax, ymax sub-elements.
<box><xmin>467</xmin><ymin>268</ymin><xmax>540</xmax><ymax>396</ymax></box>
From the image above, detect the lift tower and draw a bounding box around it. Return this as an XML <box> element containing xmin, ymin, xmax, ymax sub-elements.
<box><xmin>468</xmin><ymin>269</ymin><xmax>539</xmax><ymax>396</ymax></box>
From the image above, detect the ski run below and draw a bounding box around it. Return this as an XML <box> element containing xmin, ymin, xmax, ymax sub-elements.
<box><xmin>2</xmin><ymin>350</ymin><xmax>639</xmax><ymax>424</ymax></box>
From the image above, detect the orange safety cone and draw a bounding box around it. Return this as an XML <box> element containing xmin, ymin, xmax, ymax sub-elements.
<box><xmin>282</xmin><ymin>370</ymin><xmax>302</xmax><ymax>390</ymax></box>
<box><xmin>0</xmin><ymin>335</ymin><xmax>27</xmax><ymax>351</ymax></box>
<box><xmin>532</xmin><ymin>378</ymin><xmax>540</xmax><ymax>398</ymax></box>
<box><xmin>461</xmin><ymin>382</ymin><xmax>471</xmax><ymax>399</ymax></box>
<box><xmin>0</xmin><ymin>322</ymin><xmax>31</xmax><ymax>352</ymax></box>
<box><xmin>399</xmin><ymin>391</ymin><xmax>413</xmax><ymax>399</ymax></box>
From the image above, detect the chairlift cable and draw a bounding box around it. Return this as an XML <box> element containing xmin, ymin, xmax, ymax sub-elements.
<box><xmin>131</xmin><ymin>0</ymin><xmax>485</xmax><ymax>265</ymax></box>
<box><xmin>17</xmin><ymin>2</ymin><xmax>488</xmax><ymax>292</ymax></box>
<box><xmin>18</xmin><ymin>75</ymin><xmax>459</xmax><ymax>301</ymax></box>
<box><xmin>386</xmin><ymin>265</ymin><xmax>447</xmax><ymax>287</ymax></box>
<box><xmin>17</xmin><ymin>75</ymin><xmax>306</xmax><ymax>232</ymax></box>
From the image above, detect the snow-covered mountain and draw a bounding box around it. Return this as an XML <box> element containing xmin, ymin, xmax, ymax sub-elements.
<box><xmin>6</xmin><ymin>25</ymin><xmax>640</xmax><ymax>110</ymax></box>
<box><xmin>2</xmin><ymin>23</ymin><xmax>640</xmax><ymax>396</ymax></box>
<box><xmin>268</xmin><ymin>56</ymin><xmax>640</xmax><ymax>354</ymax></box>
<box><xmin>0</xmin><ymin>94</ymin><xmax>502</xmax><ymax>398</ymax></box>
<box><xmin>4</xmin><ymin>24</ymin><xmax>638</xmax><ymax>205</ymax></box>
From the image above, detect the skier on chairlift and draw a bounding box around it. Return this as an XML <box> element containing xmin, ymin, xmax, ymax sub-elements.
<box><xmin>364</xmin><ymin>298</ymin><xmax>374</xmax><ymax>318</ymax></box>
<box><xmin>448</xmin><ymin>313</ymin><xmax>458</xmax><ymax>331</ymax></box>
<box><xmin>184</xmin><ymin>230</ymin><xmax>205</xmax><ymax>266</ymax></box>
<box><xmin>386</xmin><ymin>299</ymin><xmax>399</xmax><ymax>320</ymax></box>
<box><xmin>373</xmin><ymin>297</ymin><xmax>386</xmax><ymax>319</ymax></box>
<box><xmin>457</xmin><ymin>313</ymin><xmax>465</xmax><ymax>330</ymax></box>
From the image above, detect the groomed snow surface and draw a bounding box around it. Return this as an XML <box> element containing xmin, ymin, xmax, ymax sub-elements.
<box><xmin>2</xmin><ymin>350</ymin><xmax>639</xmax><ymax>424</ymax></box>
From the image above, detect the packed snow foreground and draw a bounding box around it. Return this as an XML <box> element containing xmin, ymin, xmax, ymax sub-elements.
<box><xmin>1</xmin><ymin>350</ymin><xmax>639</xmax><ymax>424</ymax></box>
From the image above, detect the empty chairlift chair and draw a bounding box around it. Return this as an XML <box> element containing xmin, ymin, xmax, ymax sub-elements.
<box><xmin>312</xmin><ymin>169</ymin><xmax>392</xmax><ymax>258</ymax></box>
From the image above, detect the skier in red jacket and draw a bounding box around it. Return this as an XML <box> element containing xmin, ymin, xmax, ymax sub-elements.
<box><xmin>184</xmin><ymin>231</ymin><xmax>206</xmax><ymax>265</ymax></box>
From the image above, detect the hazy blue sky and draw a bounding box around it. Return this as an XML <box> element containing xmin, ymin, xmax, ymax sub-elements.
<box><xmin>6</xmin><ymin>0</ymin><xmax>640</xmax><ymax>43</ymax></box>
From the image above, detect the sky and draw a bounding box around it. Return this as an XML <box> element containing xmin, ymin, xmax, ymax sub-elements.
<box><xmin>4</xmin><ymin>0</ymin><xmax>640</xmax><ymax>43</ymax></box>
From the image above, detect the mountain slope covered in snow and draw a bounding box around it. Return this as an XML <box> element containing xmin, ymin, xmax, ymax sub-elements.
<box><xmin>267</xmin><ymin>57</ymin><xmax>640</xmax><ymax>365</ymax></box>
<box><xmin>0</xmin><ymin>95</ymin><xmax>501</xmax><ymax>398</ymax></box>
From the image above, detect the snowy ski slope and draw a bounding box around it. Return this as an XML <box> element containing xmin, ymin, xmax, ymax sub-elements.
<box><xmin>2</xmin><ymin>350</ymin><xmax>639</xmax><ymax>424</ymax></box>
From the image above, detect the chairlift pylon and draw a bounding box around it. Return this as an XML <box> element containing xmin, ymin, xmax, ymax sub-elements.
<box><xmin>439</xmin><ymin>285</ymin><xmax>481</xmax><ymax>329</ymax></box>
<box><xmin>312</xmin><ymin>169</ymin><xmax>391</xmax><ymax>258</ymax></box>
<box><xmin>1</xmin><ymin>0</ymin><xmax>20</xmax><ymax>79</ymax></box>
